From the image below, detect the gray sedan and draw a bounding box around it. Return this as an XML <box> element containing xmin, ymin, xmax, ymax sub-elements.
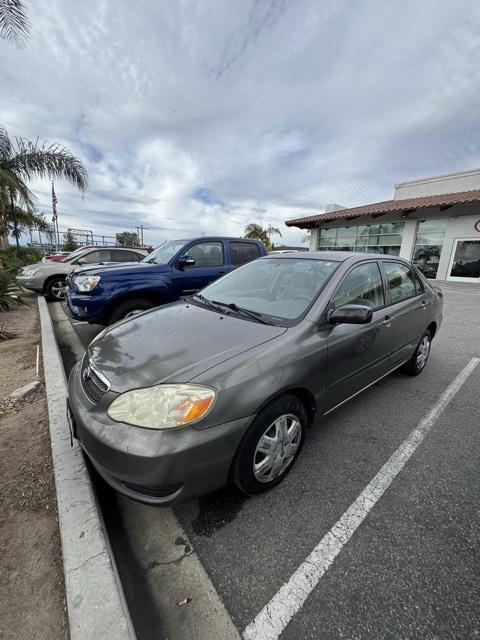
<box><xmin>67</xmin><ymin>252</ymin><xmax>443</xmax><ymax>504</ymax></box>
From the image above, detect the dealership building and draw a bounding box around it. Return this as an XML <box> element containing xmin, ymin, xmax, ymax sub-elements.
<box><xmin>286</xmin><ymin>169</ymin><xmax>480</xmax><ymax>283</ymax></box>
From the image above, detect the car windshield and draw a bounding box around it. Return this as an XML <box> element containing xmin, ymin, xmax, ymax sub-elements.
<box><xmin>142</xmin><ymin>240</ymin><xmax>188</xmax><ymax>264</ymax></box>
<box><xmin>199</xmin><ymin>258</ymin><xmax>339</xmax><ymax>322</ymax></box>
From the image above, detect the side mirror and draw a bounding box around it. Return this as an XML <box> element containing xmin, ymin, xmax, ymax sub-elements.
<box><xmin>177</xmin><ymin>255</ymin><xmax>195</xmax><ymax>268</ymax></box>
<box><xmin>329</xmin><ymin>304</ymin><xmax>373</xmax><ymax>325</ymax></box>
<box><xmin>76</xmin><ymin>257</ymin><xmax>87</xmax><ymax>265</ymax></box>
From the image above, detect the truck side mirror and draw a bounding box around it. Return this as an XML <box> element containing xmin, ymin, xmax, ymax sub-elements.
<box><xmin>177</xmin><ymin>255</ymin><xmax>195</xmax><ymax>268</ymax></box>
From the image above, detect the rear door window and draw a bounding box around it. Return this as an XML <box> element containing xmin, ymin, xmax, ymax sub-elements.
<box><xmin>112</xmin><ymin>250</ymin><xmax>141</xmax><ymax>262</ymax></box>
<box><xmin>229</xmin><ymin>241</ymin><xmax>261</xmax><ymax>266</ymax></box>
<box><xmin>77</xmin><ymin>250</ymin><xmax>111</xmax><ymax>264</ymax></box>
<box><xmin>384</xmin><ymin>262</ymin><xmax>418</xmax><ymax>303</ymax></box>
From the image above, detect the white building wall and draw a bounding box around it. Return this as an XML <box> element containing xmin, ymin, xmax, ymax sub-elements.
<box><xmin>399</xmin><ymin>219</ymin><xmax>418</xmax><ymax>259</ymax></box>
<box><xmin>395</xmin><ymin>168</ymin><xmax>480</xmax><ymax>200</ymax></box>
<box><xmin>309</xmin><ymin>228</ymin><xmax>319</xmax><ymax>251</ymax></box>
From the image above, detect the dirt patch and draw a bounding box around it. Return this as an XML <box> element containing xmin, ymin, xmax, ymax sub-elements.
<box><xmin>0</xmin><ymin>294</ymin><xmax>67</xmax><ymax>640</ymax></box>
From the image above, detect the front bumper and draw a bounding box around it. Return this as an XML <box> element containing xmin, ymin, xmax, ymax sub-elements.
<box><xmin>67</xmin><ymin>360</ymin><xmax>253</xmax><ymax>505</ymax></box>
<box><xmin>67</xmin><ymin>291</ymin><xmax>107</xmax><ymax>323</ymax></box>
<box><xmin>16</xmin><ymin>274</ymin><xmax>44</xmax><ymax>293</ymax></box>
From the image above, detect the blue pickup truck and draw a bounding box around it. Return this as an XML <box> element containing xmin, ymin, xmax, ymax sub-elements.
<box><xmin>66</xmin><ymin>236</ymin><xmax>266</xmax><ymax>325</ymax></box>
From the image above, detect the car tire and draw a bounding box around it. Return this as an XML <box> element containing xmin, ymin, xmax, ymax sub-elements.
<box><xmin>402</xmin><ymin>329</ymin><xmax>432</xmax><ymax>376</ymax></box>
<box><xmin>45</xmin><ymin>277</ymin><xmax>67</xmax><ymax>301</ymax></box>
<box><xmin>232</xmin><ymin>394</ymin><xmax>307</xmax><ymax>495</ymax></box>
<box><xmin>109</xmin><ymin>298</ymin><xmax>155</xmax><ymax>324</ymax></box>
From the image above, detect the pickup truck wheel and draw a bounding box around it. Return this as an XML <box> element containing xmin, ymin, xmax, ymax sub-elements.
<box><xmin>232</xmin><ymin>394</ymin><xmax>307</xmax><ymax>495</ymax></box>
<box><xmin>109</xmin><ymin>298</ymin><xmax>155</xmax><ymax>324</ymax></box>
<box><xmin>45</xmin><ymin>277</ymin><xmax>67</xmax><ymax>301</ymax></box>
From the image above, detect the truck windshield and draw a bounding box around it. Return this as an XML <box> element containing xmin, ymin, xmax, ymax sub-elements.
<box><xmin>143</xmin><ymin>241</ymin><xmax>189</xmax><ymax>264</ymax></box>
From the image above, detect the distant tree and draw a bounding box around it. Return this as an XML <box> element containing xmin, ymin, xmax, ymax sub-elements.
<box><xmin>244</xmin><ymin>223</ymin><xmax>282</xmax><ymax>251</ymax></box>
<box><xmin>63</xmin><ymin>230</ymin><xmax>78</xmax><ymax>252</ymax></box>
<box><xmin>0</xmin><ymin>205</ymin><xmax>52</xmax><ymax>248</ymax></box>
<box><xmin>0</xmin><ymin>0</ymin><xmax>30</xmax><ymax>47</ymax></box>
<box><xmin>116</xmin><ymin>231</ymin><xmax>138</xmax><ymax>247</ymax></box>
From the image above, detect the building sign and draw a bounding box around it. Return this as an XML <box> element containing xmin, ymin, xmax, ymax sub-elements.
<box><xmin>475</xmin><ymin>220</ymin><xmax>480</xmax><ymax>233</ymax></box>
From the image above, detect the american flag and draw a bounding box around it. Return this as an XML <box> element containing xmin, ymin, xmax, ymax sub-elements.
<box><xmin>52</xmin><ymin>181</ymin><xmax>58</xmax><ymax>222</ymax></box>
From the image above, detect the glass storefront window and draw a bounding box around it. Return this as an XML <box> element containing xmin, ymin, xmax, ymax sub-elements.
<box><xmin>317</xmin><ymin>223</ymin><xmax>404</xmax><ymax>255</ymax></box>
<box><xmin>412</xmin><ymin>219</ymin><xmax>447</xmax><ymax>278</ymax></box>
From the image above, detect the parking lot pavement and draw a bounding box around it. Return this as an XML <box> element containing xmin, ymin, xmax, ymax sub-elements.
<box><xmin>54</xmin><ymin>284</ymin><xmax>480</xmax><ymax>639</ymax></box>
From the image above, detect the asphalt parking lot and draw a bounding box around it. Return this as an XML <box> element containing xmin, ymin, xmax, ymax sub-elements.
<box><xmin>52</xmin><ymin>281</ymin><xmax>480</xmax><ymax>639</ymax></box>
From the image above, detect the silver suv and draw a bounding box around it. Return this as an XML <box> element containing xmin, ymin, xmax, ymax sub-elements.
<box><xmin>17</xmin><ymin>246</ymin><xmax>147</xmax><ymax>300</ymax></box>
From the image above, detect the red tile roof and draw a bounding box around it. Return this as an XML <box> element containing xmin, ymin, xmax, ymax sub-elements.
<box><xmin>285</xmin><ymin>189</ymin><xmax>480</xmax><ymax>229</ymax></box>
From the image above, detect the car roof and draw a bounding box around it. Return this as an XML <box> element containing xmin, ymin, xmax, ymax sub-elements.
<box><xmin>168</xmin><ymin>236</ymin><xmax>263</xmax><ymax>243</ymax></box>
<box><xmin>263</xmin><ymin>250</ymin><xmax>409</xmax><ymax>262</ymax></box>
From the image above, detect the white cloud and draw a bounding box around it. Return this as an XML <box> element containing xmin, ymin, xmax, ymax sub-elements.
<box><xmin>2</xmin><ymin>0</ymin><xmax>480</xmax><ymax>248</ymax></box>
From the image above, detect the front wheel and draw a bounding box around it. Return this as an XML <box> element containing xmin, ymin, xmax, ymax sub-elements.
<box><xmin>402</xmin><ymin>330</ymin><xmax>432</xmax><ymax>376</ymax></box>
<box><xmin>232</xmin><ymin>394</ymin><xmax>307</xmax><ymax>495</ymax></box>
<box><xmin>45</xmin><ymin>277</ymin><xmax>67</xmax><ymax>301</ymax></box>
<box><xmin>109</xmin><ymin>298</ymin><xmax>155</xmax><ymax>324</ymax></box>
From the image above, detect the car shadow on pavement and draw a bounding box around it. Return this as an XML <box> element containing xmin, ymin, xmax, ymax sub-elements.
<box><xmin>187</xmin><ymin>485</ymin><xmax>248</xmax><ymax>538</ymax></box>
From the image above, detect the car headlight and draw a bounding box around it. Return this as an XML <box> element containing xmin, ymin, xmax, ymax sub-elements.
<box><xmin>22</xmin><ymin>267</ymin><xmax>41</xmax><ymax>276</ymax></box>
<box><xmin>75</xmin><ymin>275</ymin><xmax>101</xmax><ymax>292</ymax></box>
<box><xmin>107</xmin><ymin>383</ymin><xmax>216</xmax><ymax>430</ymax></box>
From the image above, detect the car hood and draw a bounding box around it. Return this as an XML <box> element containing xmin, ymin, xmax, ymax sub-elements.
<box><xmin>88</xmin><ymin>301</ymin><xmax>287</xmax><ymax>393</ymax></box>
<box><xmin>20</xmin><ymin>261</ymin><xmax>73</xmax><ymax>274</ymax></box>
<box><xmin>72</xmin><ymin>262</ymin><xmax>168</xmax><ymax>278</ymax></box>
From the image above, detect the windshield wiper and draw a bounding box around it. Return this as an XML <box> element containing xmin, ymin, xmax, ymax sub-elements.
<box><xmin>192</xmin><ymin>294</ymin><xmax>224</xmax><ymax>312</ymax></box>
<box><xmin>211</xmin><ymin>300</ymin><xmax>269</xmax><ymax>324</ymax></box>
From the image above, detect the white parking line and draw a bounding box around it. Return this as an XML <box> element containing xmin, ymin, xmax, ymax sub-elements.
<box><xmin>243</xmin><ymin>357</ymin><xmax>480</xmax><ymax>640</ymax></box>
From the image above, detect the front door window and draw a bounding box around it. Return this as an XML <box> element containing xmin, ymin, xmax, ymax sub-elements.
<box><xmin>448</xmin><ymin>239</ymin><xmax>480</xmax><ymax>282</ymax></box>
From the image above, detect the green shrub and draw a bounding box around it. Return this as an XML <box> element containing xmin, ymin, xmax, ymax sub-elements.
<box><xmin>0</xmin><ymin>268</ymin><xmax>26</xmax><ymax>311</ymax></box>
<box><xmin>0</xmin><ymin>245</ymin><xmax>42</xmax><ymax>270</ymax></box>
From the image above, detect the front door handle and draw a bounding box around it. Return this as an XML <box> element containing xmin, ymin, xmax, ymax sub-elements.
<box><xmin>382</xmin><ymin>315</ymin><xmax>393</xmax><ymax>327</ymax></box>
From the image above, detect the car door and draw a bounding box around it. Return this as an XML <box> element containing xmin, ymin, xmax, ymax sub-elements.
<box><xmin>325</xmin><ymin>261</ymin><xmax>394</xmax><ymax>412</ymax></box>
<box><xmin>382</xmin><ymin>261</ymin><xmax>426</xmax><ymax>366</ymax></box>
<box><xmin>172</xmin><ymin>241</ymin><xmax>226</xmax><ymax>296</ymax></box>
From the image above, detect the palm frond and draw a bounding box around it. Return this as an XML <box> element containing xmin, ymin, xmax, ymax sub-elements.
<box><xmin>0</xmin><ymin>0</ymin><xmax>30</xmax><ymax>47</ymax></box>
<box><xmin>0</xmin><ymin>168</ymin><xmax>38</xmax><ymax>209</ymax></box>
<box><xmin>0</xmin><ymin>127</ymin><xmax>12</xmax><ymax>161</ymax></box>
<box><xmin>10</xmin><ymin>138</ymin><xmax>88</xmax><ymax>191</ymax></box>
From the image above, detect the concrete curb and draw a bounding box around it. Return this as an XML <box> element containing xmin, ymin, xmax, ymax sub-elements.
<box><xmin>38</xmin><ymin>297</ymin><xmax>136</xmax><ymax>640</ymax></box>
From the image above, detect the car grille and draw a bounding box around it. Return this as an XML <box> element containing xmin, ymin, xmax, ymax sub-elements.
<box><xmin>81</xmin><ymin>356</ymin><xmax>109</xmax><ymax>404</ymax></box>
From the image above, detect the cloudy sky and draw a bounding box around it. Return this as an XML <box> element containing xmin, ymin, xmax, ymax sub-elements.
<box><xmin>2</xmin><ymin>0</ymin><xmax>480</xmax><ymax>247</ymax></box>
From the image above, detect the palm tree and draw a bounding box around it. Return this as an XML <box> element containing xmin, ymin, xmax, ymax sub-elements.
<box><xmin>1</xmin><ymin>207</ymin><xmax>52</xmax><ymax>246</ymax></box>
<box><xmin>0</xmin><ymin>0</ymin><xmax>30</xmax><ymax>47</ymax></box>
<box><xmin>0</xmin><ymin>126</ymin><xmax>88</xmax><ymax>248</ymax></box>
<box><xmin>244</xmin><ymin>223</ymin><xmax>282</xmax><ymax>251</ymax></box>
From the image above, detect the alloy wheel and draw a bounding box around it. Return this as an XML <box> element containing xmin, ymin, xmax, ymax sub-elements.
<box><xmin>50</xmin><ymin>280</ymin><xmax>66</xmax><ymax>300</ymax></box>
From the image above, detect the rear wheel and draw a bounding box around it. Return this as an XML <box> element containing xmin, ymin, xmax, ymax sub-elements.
<box><xmin>402</xmin><ymin>330</ymin><xmax>432</xmax><ymax>376</ymax></box>
<box><xmin>109</xmin><ymin>298</ymin><xmax>155</xmax><ymax>324</ymax></box>
<box><xmin>232</xmin><ymin>394</ymin><xmax>307</xmax><ymax>495</ymax></box>
<box><xmin>45</xmin><ymin>277</ymin><xmax>67</xmax><ymax>301</ymax></box>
